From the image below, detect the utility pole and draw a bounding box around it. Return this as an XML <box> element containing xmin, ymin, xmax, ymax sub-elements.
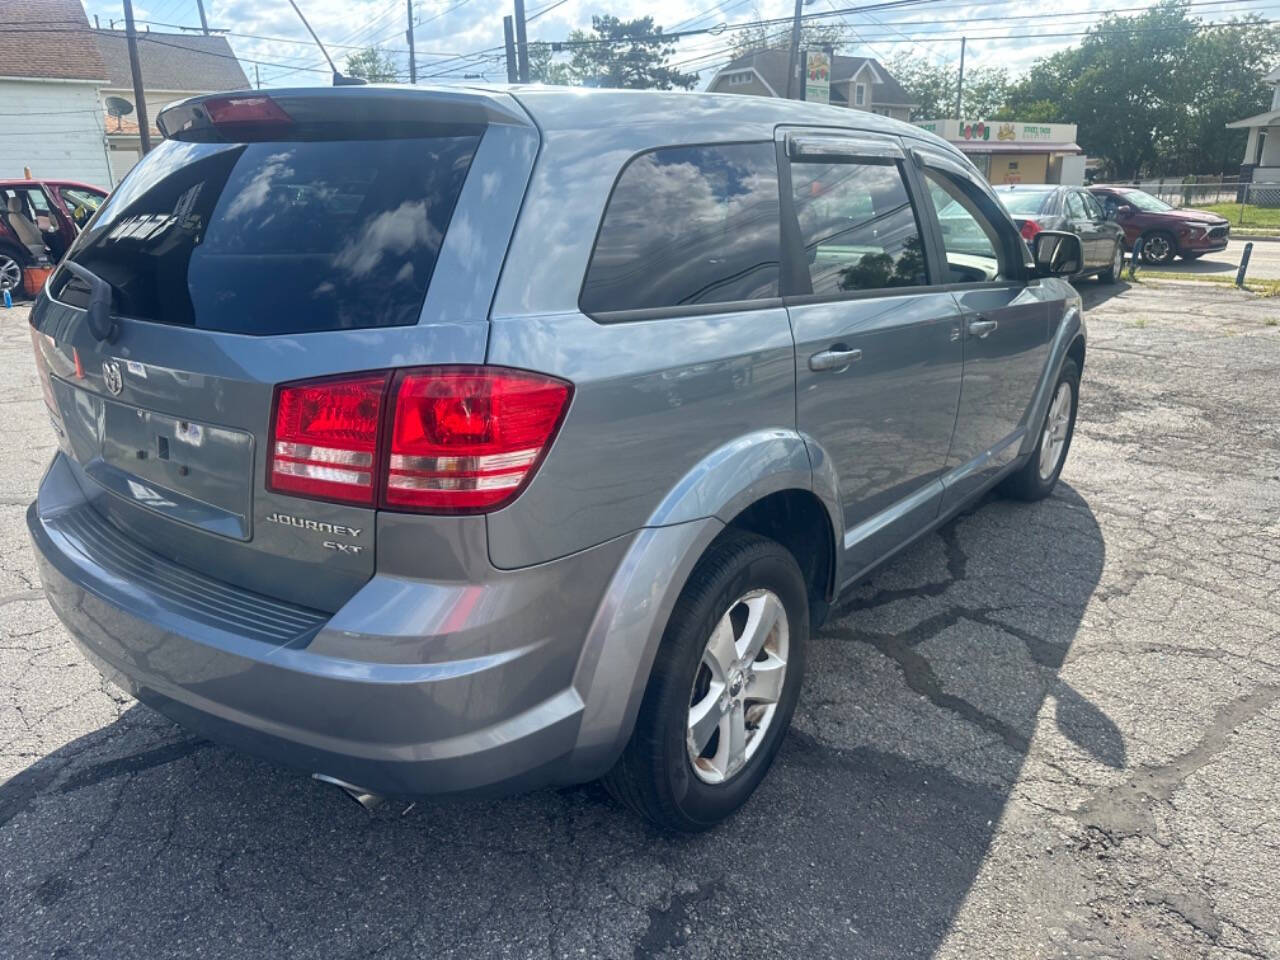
<box><xmin>955</xmin><ymin>36</ymin><xmax>966</xmax><ymax>120</ymax></box>
<box><xmin>405</xmin><ymin>0</ymin><xmax>416</xmax><ymax>83</ymax></box>
<box><xmin>503</xmin><ymin>16</ymin><xmax>518</xmax><ymax>83</ymax></box>
<box><xmin>195</xmin><ymin>0</ymin><xmax>210</xmax><ymax>35</ymax></box>
<box><xmin>784</xmin><ymin>0</ymin><xmax>804</xmax><ymax>99</ymax></box>
<box><xmin>122</xmin><ymin>0</ymin><xmax>151</xmax><ymax>154</ymax></box>
<box><xmin>513</xmin><ymin>0</ymin><xmax>530</xmax><ymax>83</ymax></box>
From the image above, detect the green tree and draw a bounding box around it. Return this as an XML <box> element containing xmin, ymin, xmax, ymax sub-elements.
<box><xmin>1004</xmin><ymin>1</ymin><xmax>1280</xmax><ymax>177</ymax></box>
<box><xmin>345</xmin><ymin>46</ymin><xmax>399</xmax><ymax>83</ymax></box>
<box><xmin>887</xmin><ymin>54</ymin><xmax>1010</xmax><ymax>121</ymax></box>
<box><xmin>559</xmin><ymin>16</ymin><xmax>699</xmax><ymax>89</ymax></box>
<box><xmin>527</xmin><ymin>42</ymin><xmax>572</xmax><ymax>85</ymax></box>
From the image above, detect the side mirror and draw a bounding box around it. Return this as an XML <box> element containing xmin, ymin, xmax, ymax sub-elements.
<box><xmin>1116</xmin><ymin>204</ymin><xmax>1134</xmax><ymax>218</ymax></box>
<box><xmin>1032</xmin><ymin>231</ymin><xmax>1083</xmax><ymax>278</ymax></box>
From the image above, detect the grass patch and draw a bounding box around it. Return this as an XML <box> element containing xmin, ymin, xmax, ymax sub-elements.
<box><xmin>1199</xmin><ymin>203</ymin><xmax>1280</xmax><ymax>229</ymax></box>
<box><xmin>1138</xmin><ymin>271</ymin><xmax>1280</xmax><ymax>297</ymax></box>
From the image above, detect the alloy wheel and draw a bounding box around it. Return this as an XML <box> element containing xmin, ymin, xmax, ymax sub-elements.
<box><xmin>1112</xmin><ymin>243</ymin><xmax>1123</xmax><ymax>277</ymax></box>
<box><xmin>1038</xmin><ymin>381</ymin><xmax>1073</xmax><ymax>480</ymax></box>
<box><xmin>687</xmin><ymin>588</ymin><xmax>789</xmax><ymax>784</ymax></box>
<box><xmin>0</xmin><ymin>255</ymin><xmax>20</xmax><ymax>293</ymax></box>
<box><xmin>1142</xmin><ymin>234</ymin><xmax>1172</xmax><ymax>264</ymax></box>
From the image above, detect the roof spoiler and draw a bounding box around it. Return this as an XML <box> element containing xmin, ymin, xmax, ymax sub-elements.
<box><xmin>157</xmin><ymin>87</ymin><xmax>533</xmax><ymax>142</ymax></box>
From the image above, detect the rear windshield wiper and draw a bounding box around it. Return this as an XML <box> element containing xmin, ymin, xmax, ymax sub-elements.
<box><xmin>60</xmin><ymin>261</ymin><xmax>119</xmax><ymax>343</ymax></box>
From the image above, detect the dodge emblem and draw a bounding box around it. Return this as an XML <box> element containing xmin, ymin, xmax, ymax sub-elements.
<box><xmin>102</xmin><ymin>360</ymin><xmax>123</xmax><ymax>396</ymax></box>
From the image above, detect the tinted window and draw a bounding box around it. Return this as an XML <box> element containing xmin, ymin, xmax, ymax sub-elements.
<box><xmin>924</xmin><ymin>169</ymin><xmax>1011</xmax><ymax>284</ymax></box>
<box><xmin>1081</xmin><ymin>192</ymin><xmax>1105</xmax><ymax>220</ymax></box>
<box><xmin>581</xmin><ymin>143</ymin><xmax>781</xmax><ymax>315</ymax></box>
<box><xmin>57</xmin><ymin>135</ymin><xmax>478</xmax><ymax>334</ymax></box>
<box><xmin>790</xmin><ymin>160</ymin><xmax>926</xmax><ymax>295</ymax></box>
<box><xmin>1065</xmin><ymin>191</ymin><xmax>1088</xmax><ymax>219</ymax></box>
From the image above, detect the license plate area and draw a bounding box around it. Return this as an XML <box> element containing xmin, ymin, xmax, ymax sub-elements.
<box><xmin>52</xmin><ymin>377</ymin><xmax>255</xmax><ymax>540</ymax></box>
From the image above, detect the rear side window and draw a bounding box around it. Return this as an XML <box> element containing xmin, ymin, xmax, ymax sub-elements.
<box><xmin>789</xmin><ymin>160</ymin><xmax>927</xmax><ymax>295</ymax></box>
<box><xmin>580</xmin><ymin>142</ymin><xmax>781</xmax><ymax>316</ymax></box>
<box><xmin>56</xmin><ymin>135</ymin><xmax>478</xmax><ymax>334</ymax></box>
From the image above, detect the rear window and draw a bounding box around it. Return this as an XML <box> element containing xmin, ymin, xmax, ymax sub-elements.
<box><xmin>580</xmin><ymin>142</ymin><xmax>781</xmax><ymax>316</ymax></box>
<box><xmin>56</xmin><ymin>135</ymin><xmax>478</xmax><ymax>334</ymax></box>
<box><xmin>997</xmin><ymin>189</ymin><xmax>1054</xmax><ymax>215</ymax></box>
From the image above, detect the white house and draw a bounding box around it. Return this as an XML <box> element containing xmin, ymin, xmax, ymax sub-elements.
<box><xmin>707</xmin><ymin>49</ymin><xmax>916</xmax><ymax>121</ymax></box>
<box><xmin>0</xmin><ymin>0</ymin><xmax>250</xmax><ymax>189</ymax></box>
<box><xmin>1227</xmin><ymin>65</ymin><xmax>1280</xmax><ymax>183</ymax></box>
<box><xmin>92</xmin><ymin>28</ymin><xmax>250</xmax><ymax>184</ymax></box>
<box><xmin>0</xmin><ymin>0</ymin><xmax>112</xmax><ymax>184</ymax></box>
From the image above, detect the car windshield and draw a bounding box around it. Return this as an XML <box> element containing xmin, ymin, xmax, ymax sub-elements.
<box><xmin>995</xmin><ymin>189</ymin><xmax>1054</xmax><ymax>215</ymax></box>
<box><xmin>1118</xmin><ymin>189</ymin><xmax>1172</xmax><ymax>212</ymax></box>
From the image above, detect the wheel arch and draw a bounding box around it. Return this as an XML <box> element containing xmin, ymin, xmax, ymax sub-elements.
<box><xmin>564</xmin><ymin>430</ymin><xmax>843</xmax><ymax>782</ymax></box>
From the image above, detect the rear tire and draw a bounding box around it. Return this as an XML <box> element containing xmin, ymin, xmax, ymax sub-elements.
<box><xmin>1000</xmin><ymin>359</ymin><xmax>1080</xmax><ymax>502</ymax></box>
<box><xmin>603</xmin><ymin>531</ymin><xmax>809</xmax><ymax>832</ymax></box>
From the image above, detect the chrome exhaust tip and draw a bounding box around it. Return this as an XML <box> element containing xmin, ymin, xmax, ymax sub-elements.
<box><xmin>312</xmin><ymin>773</ymin><xmax>384</xmax><ymax>811</ymax></box>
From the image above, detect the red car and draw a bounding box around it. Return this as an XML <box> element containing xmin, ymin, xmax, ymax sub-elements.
<box><xmin>0</xmin><ymin>178</ymin><xmax>107</xmax><ymax>295</ymax></box>
<box><xmin>1089</xmin><ymin>185</ymin><xmax>1230</xmax><ymax>265</ymax></box>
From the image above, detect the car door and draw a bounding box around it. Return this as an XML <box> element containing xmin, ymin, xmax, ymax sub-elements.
<box><xmin>782</xmin><ymin>132</ymin><xmax>964</xmax><ymax>581</ymax></box>
<box><xmin>914</xmin><ymin>155</ymin><xmax>1052</xmax><ymax>509</ymax></box>
<box><xmin>1080</xmin><ymin>189</ymin><xmax>1120</xmax><ymax>260</ymax></box>
<box><xmin>1064</xmin><ymin>189</ymin><xmax>1103</xmax><ymax>269</ymax></box>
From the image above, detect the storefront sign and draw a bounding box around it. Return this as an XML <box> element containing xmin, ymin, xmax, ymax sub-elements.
<box><xmin>804</xmin><ymin>50</ymin><xmax>830</xmax><ymax>105</ymax></box>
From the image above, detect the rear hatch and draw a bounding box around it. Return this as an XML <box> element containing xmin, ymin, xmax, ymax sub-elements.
<box><xmin>29</xmin><ymin>87</ymin><xmax>537</xmax><ymax>612</ymax></box>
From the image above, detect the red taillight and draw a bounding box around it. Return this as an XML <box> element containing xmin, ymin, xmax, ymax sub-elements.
<box><xmin>386</xmin><ymin>368</ymin><xmax>571</xmax><ymax>512</ymax></box>
<box><xmin>269</xmin><ymin>373</ymin><xmax>389</xmax><ymax>505</ymax></box>
<box><xmin>1020</xmin><ymin>219</ymin><xmax>1043</xmax><ymax>242</ymax></box>
<box><xmin>267</xmin><ymin>367</ymin><xmax>571</xmax><ymax>514</ymax></box>
<box><xmin>203</xmin><ymin>95</ymin><xmax>293</xmax><ymax>128</ymax></box>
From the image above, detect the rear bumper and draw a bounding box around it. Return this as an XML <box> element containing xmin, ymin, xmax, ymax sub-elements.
<box><xmin>28</xmin><ymin>452</ymin><xmax>634</xmax><ymax>798</ymax></box>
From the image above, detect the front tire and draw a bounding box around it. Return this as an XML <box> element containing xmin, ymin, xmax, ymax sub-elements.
<box><xmin>603</xmin><ymin>531</ymin><xmax>809</xmax><ymax>832</ymax></box>
<box><xmin>1140</xmin><ymin>230</ymin><xmax>1176</xmax><ymax>265</ymax></box>
<box><xmin>1100</xmin><ymin>241</ymin><xmax>1123</xmax><ymax>283</ymax></box>
<box><xmin>0</xmin><ymin>252</ymin><xmax>23</xmax><ymax>295</ymax></box>
<box><xmin>1000</xmin><ymin>359</ymin><xmax>1080</xmax><ymax>502</ymax></box>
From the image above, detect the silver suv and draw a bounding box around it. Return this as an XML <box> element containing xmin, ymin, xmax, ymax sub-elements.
<box><xmin>27</xmin><ymin>87</ymin><xmax>1085</xmax><ymax>831</ymax></box>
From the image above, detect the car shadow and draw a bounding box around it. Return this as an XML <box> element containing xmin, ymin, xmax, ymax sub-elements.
<box><xmin>1078</xmin><ymin>276</ymin><xmax>1134</xmax><ymax>310</ymax></box>
<box><xmin>0</xmin><ymin>483</ymin><xmax>1109</xmax><ymax>959</ymax></box>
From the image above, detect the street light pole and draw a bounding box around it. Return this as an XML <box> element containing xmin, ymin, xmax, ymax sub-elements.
<box><xmin>406</xmin><ymin>0</ymin><xmax>416</xmax><ymax>83</ymax></box>
<box><xmin>955</xmin><ymin>36</ymin><xmax>966</xmax><ymax>119</ymax></box>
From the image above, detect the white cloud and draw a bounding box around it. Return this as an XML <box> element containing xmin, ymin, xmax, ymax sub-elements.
<box><xmin>80</xmin><ymin>0</ymin><xmax>1165</xmax><ymax>93</ymax></box>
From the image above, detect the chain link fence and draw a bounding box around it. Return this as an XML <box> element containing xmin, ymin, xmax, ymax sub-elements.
<box><xmin>1101</xmin><ymin>178</ymin><xmax>1280</xmax><ymax>229</ymax></box>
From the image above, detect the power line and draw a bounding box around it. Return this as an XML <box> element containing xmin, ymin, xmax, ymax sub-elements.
<box><xmin>526</xmin><ymin>0</ymin><xmax>571</xmax><ymax>23</ymax></box>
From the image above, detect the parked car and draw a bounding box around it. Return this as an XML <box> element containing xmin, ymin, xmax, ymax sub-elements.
<box><xmin>26</xmin><ymin>88</ymin><xmax>1087</xmax><ymax>831</ymax></box>
<box><xmin>1088</xmin><ymin>185</ymin><xmax>1230</xmax><ymax>264</ymax></box>
<box><xmin>990</xmin><ymin>183</ymin><xmax>1126</xmax><ymax>283</ymax></box>
<box><xmin>0</xmin><ymin>179</ymin><xmax>107</xmax><ymax>294</ymax></box>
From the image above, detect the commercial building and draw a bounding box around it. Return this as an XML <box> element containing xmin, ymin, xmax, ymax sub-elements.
<box><xmin>913</xmin><ymin>119</ymin><xmax>1086</xmax><ymax>185</ymax></box>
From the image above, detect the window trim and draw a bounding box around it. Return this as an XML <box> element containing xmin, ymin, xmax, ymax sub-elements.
<box><xmin>577</xmin><ymin>139</ymin><xmax>785</xmax><ymax>324</ymax></box>
<box><xmin>779</xmin><ymin>145</ymin><xmax>935</xmax><ymax>300</ymax></box>
<box><xmin>854</xmin><ymin>83</ymin><xmax>866</xmax><ymax>106</ymax></box>
<box><xmin>913</xmin><ymin>158</ymin><xmax>1032</xmax><ymax>286</ymax></box>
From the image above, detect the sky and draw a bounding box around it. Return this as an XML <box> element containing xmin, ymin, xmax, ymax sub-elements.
<box><xmin>78</xmin><ymin>0</ymin><xmax>1279</xmax><ymax>91</ymax></box>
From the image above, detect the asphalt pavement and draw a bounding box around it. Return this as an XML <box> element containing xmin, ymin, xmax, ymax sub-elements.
<box><xmin>1138</xmin><ymin>237</ymin><xmax>1280</xmax><ymax>280</ymax></box>
<box><xmin>1</xmin><ymin>278</ymin><xmax>1279</xmax><ymax>959</ymax></box>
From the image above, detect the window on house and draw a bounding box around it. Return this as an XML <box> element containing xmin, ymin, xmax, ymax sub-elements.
<box><xmin>855</xmin><ymin>83</ymin><xmax>866</xmax><ymax>106</ymax></box>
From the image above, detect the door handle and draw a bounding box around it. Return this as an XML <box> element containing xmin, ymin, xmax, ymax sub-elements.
<box><xmin>967</xmin><ymin>318</ymin><xmax>998</xmax><ymax>339</ymax></box>
<box><xmin>808</xmin><ymin>346</ymin><xmax>862</xmax><ymax>372</ymax></box>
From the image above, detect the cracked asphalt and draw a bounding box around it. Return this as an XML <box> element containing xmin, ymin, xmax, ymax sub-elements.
<box><xmin>2</xmin><ymin>278</ymin><xmax>1279</xmax><ymax>959</ymax></box>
